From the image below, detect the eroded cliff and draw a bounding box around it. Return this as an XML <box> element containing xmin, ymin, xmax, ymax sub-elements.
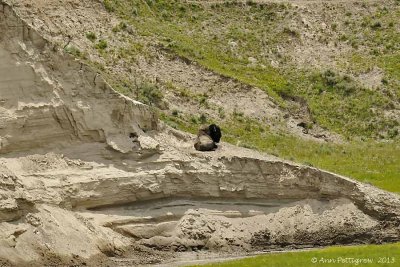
<box><xmin>0</xmin><ymin>2</ymin><xmax>399</xmax><ymax>266</ymax></box>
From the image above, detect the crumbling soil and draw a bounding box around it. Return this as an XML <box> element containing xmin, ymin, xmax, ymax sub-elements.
<box><xmin>0</xmin><ymin>1</ymin><xmax>399</xmax><ymax>266</ymax></box>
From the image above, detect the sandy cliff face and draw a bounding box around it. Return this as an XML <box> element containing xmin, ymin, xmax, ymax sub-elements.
<box><xmin>0</xmin><ymin>2</ymin><xmax>157</xmax><ymax>154</ymax></box>
<box><xmin>0</xmin><ymin>2</ymin><xmax>399</xmax><ymax>267</ymax></box>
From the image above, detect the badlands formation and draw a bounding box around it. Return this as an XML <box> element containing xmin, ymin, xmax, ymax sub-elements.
<box><xmin>0</xmin><ymin>1</ymin><xmax>399</xmax><ymax>266</ymax></box>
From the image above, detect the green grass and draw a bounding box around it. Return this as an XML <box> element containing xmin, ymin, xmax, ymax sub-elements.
<box><xmin>348</xmin><ymin>53</ymin><xmax>400</xmax><ymax>101</ymax></box>
<box><xmin>187</xmin><ymin>242</ymin><xmax>400</xmax><ymax>267</ymax></box>
<box><xmin>83</xmin><ymin>4</ymin><xmax>399</xmax><ymax>266</ymax></box>
<box><xmin>95</xmin><ymin>39</ymin><xmax>108</xmax><ymax>50</ymax></box>
<box><xmin>221</xmin><ymin>121</ymin><xmax>400</xmax><ymax>193</ymax></box>
<box><xmin>97</xmin><ymin>0</ymin><xmax>400</xmax><ymax>193</ymax></box>
<box><xmin>102</xmin><ymin>0</ymin><xmax>399</xmax><ymax>139</ymax></box>
<box><xmin>161</xmin><ymin>113</ymin><xmax>400</xmax><ymax>193</ymax></box>
<box><xmin>292</xmin><ymin>70</ymin><xmax>397</xmax><ymax>138</ymax></box>
<box><xmin>97</xmin><ymin>0</ymin><xmax>294</xmax><ymax>102</ymax></box>
<box><xmin>85</xmin><ymin>31</ymin><xmax>97</xmax><ymax>42</ymax></box>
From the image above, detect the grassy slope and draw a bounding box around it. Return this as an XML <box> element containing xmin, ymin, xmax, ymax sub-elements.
<box><xmin>187</xmin><ymin>242</ymin><xmax>400</xmax><ymax>267</ymax></box>
<box><xmin>105</xmin><ymin>0</ymin><xmax>400</xmax><ymax>138</ymax></box>
<box><xmin>97</xmin><ymin>1</ymin><xmax>400</xmax><ymax>193</ymax></box>
<box><xmin>94</xmin><ymin>2</ymin><xmax>399</xmax><ymax>265</ymax></box>
<box><xmin>163</xmin><ymin>113</ymin><xmax>400</xmax><ymax>193</ymax></box>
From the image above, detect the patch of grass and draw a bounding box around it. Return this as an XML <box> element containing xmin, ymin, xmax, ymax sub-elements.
<box><xmin>161</xmin><ymin>114</ymin><xmax>400</xmax><ymax>193</ymax></box>
<box><xmin>379</xmin><ymin>54</ymin><xmax>400</xmax><ymax>82</ymax></box>
<box><xmin>102</xmin><ymin>0</ymin><xmax>399</xmax><ymax>139</ymax></box>
<box><xmin>95</xmin><ymin>39</ymin><xmax>108</xmax><ymax>50</ymax></box>
<box><xmin>283</xmin><ymin>26</ymin><xmax>300</xmax><ymax>38</ymax></box>
<box><xmin>297</xmin><ymin>70</ymin><xmax>397</xmax><ymax>138</ymax></box>
<box><xmin>136</xmin><ymin>81</ymin><xmax>164</xmax><ymax>107</ymax></box>
<box><xmin>103</xmin><ymin>0</ymin><xmax>114</xmax><ymax>12</ymax></box>
<box><xmin>99</xmin><ymin>0</ymin><xmax>400</xmax><ymax>194</ymax></box>
<box><xmin>348</xmin><ymin>53</ymin><xmax>400</xmax><ymax>100</ymax></box>
<box><xmin>112</xmin><ymin>21</ymin><xmax>128</xmax><ymax>32</ymax></box>
<box><xmin>86</xmin><ymin>32</ymin><xmax>97</xmax><ymax>42</ymax></box>
<box><xmin>187</xmin><ymin>242</ymin><xmax>400</xmax><ymax>267</ymax></box>
<box><xmin>371</xmin><ymin>21</ymin><xmax>382</xmax><ymax>30</ymax></box>
<box><xmin>224</xmin><ymin>119</ymin><xmax>399</xmax><ymax>193</ymax></box>
<box><xmin>64</xmin><ymin>45</ymin><xmax>82</xmax><ymax>58</ymax></box>
<box><xmin>116</xmin><ymin>41</ymin><xmax>147</xmax><ymax>63</ymax></box>
<box><xmin>103</xmin><ymin>0</ymin><xmax>290</xmax><ymax>104</ymax></box>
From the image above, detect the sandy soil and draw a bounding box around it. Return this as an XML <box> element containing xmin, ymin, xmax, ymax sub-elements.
<box><xmin>0</xmin><ymin>1</ymin><xmax>399</xmax><ymax>266</ymax></box>
<box><xmin>6</xmin><ymin>0</ymin><xmax>349</xmax><ymax>143</ymax></box>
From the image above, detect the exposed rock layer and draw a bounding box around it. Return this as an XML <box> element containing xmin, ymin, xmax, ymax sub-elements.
<box><xmin>0</xmin><ymin>2</ymin><xmax>157</xmax><ymax>154</ymax></box>
<box><xmin>0</xmin><ymin>1</ymin><xmax>399</xmax><ymax>267</ymax></box>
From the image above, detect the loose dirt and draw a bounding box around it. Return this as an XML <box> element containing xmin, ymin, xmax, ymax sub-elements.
<box><xmin>0</xmin><ymin>1</ymin><xmax>399</xmax><ymax>266</ymax></box>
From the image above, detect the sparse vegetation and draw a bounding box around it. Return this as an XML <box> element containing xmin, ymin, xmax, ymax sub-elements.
<box><xmin>136</xmin><ymin>81</ymin><xmax>164</xmax><ymax>107</ymax></box>
<box><xmin>101</xmin><ymin>0</ymin><xmax>399</xmax><ymax>140</ymax></box>
<box><xmin>95</xmin><ymin>39</ymin><xmax>108</xmax><ymax>50</ymax></box>
<box><xmin>64</xmin><ymin>45</ymin><xmax>81</xmax><ymax>57</ymax></box>
<box><xmin>86</xmin><ymin>32</ymin><xmax>97</xmax><ymax>42</ymax></box>
<box><xmin>103</xmin><ymin>0</ymin><xmax>114</xmax><ymax>12</ymax></box>
<box><xmin>7</xmin><ymin>1</ymin><xmax>400</xmax><ymax>266</ymax></box>
<box><xmin>99</xmin><ymin>0</ymin><xmax>399</xmax><ymax>194</ymax></box>
<box><xmin>112</xmin><ymin>21</ymin><xmax>127</xmax><ymax>32</ymax></box>
<box><xmin>161</xmin><ymin>112</ymin><xmax>399</xmax><ymax>193</ymax></box>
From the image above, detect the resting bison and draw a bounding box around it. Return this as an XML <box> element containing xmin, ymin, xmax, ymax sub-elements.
<box><xmin>194</xmin><ymin>124</ymin><xmax>221</xmax><ymax>151</ymax></box>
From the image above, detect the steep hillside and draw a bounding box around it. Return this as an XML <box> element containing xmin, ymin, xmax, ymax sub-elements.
<box><xmin>99</xmin><ymin>0</ymin><xmax>399</xmax><ymax>139</ymax></box>
<box><xmin>0</xmin><ymin>1</ymin><xmax>399</xmax><ymax>266</ymax></box>
<box><xmin>8</xmin><ymin>0</ymin><xmax>399</xmax><ymax>192</ymax></box>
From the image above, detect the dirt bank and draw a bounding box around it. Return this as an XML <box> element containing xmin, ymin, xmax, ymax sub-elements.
<box><xmin>0</xmin><ymin>1</ymin><xmax>399</xmax><ymax>266</ymax></box>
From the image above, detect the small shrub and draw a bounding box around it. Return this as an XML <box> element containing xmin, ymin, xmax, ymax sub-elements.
<box><xmin>283</xmin><ymin>27</ymin><xmax>300</xmax><ymax>38</ymax></box>
<box><xmin>95</xmin><ymin>39</ymin><xmax>108</xmax><ymax>50</ymax></box>
<box><xmin>351</xmin><ymin>40</ymin><xmax>359</xmax><ymax>49</ymax></box>
<box><xmin>199</xmin><ymin>114</ymin><xmax>207</xmax><ymax>124</ymax></box>
<box><xmin>315</xmin><ymin>70</ymin><xmax>358</xmax><ymax>96</ymax></box>
<box><xmin>145</xmin><ymin>0</ymin><xmax>155</xmax><ymax>6</ymax></box>
<box><xmin>112</xmin><ymin>22</ymin><xmax>128</xmax><ymax>33</ymax></box>
<box><xmin>172</xmin><ymin>109</ymin><xmax>179</xmax><ymax>116</ymax></box>
<box><xmin>388</xmin><ymin>129</ymin><xmax>398</xmax><ymax>138</ymax></box>
<box><xmin>179</xmin><ymin>88</ymin><xmax>190</xmax><ymax>98</ymax></box>
<box><xmin>86</xmin><ymin>32</ymin><xmax>97</xmax><ymax>42</ymax></box>
<box><xmin>190</xmin><ymin>116</ymin><xmax>198</xmax><ymax>124</ymax></box>
<box><xmin>161</xmin><ymin>10</ymin><xmax>169</xmax><ymax>20</ymax></box>
<box><xmin>371</xmin><ymin>48</ymin><xmax>380</xmax><ymax>55</ymax></box>
<box><xmin>64</xmin><ymin>45</ymin><xmax>81</xmax><ymax>57</ymax></box>
<box><xmin>371</xmin><ymin>21</ymin><xmax>382</xmax><ymax>29</ymax></box>
<box><xmin>119</xmin><ymin>23</ymin><xmax>127</xmax><ymax>32</ymax></box>
<box><xmin>199</xmin><ymin>94</ymin><xmax>208</xmax><ymax>107</ymax></box>
<box><xmin>178</xmin><ymin>5</ymin><xmax>186</xmax><ymax>12</ymax></box>
<box><xmin>137</xmin><ymin>82</ymin><xmax>164</xmax><ymax>107</ymax></box>
<box><xmin>339</xmin><ymin>35</ymin><xmax>348</xmax><ymax>42</ymax></box>
<box><xmin>275</xmin><ymin>83</ymin><xmax>295</xmax><ymax>100</ymax></box>
<box><xmin>246</xmin><ymin>0</ymin><xmax>257</xmax><ymax>6</ymax></box>
<box><xmin>303</xmin><ymin>161</ymin><xmax>314</xmax><ymax>167</ymax></box>
<box><xmin>112</xmin><ymin>25</ymin><xmax>120</xmax><ymax>33</ymax></box>
<box><xmin>233</xmin><ymin>109</ymin><xmax>244</xmax><ymax>118</ymax></box>
<box><xmin>218</xmin><ymin>107</ymin><xmax>225</xmax><ymax>119</ymax></box>
<box><xmin>104</xmin><ymin>0</ymin><xmax>114</xmax><ymax>12</ymax></box>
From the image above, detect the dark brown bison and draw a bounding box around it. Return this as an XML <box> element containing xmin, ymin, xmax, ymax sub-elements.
<box><xmin>194</xmin><ymin>124</ymin><xmax>221</xmax><ymax>151</ymax></box>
